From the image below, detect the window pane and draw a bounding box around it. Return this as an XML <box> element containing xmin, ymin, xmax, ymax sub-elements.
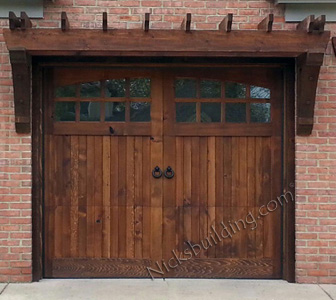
<box><xmin>130</xmin><ymin>78</ymin><xmax>151</xmax><ymax>98</ymax></box>
<box><xmin>201</xmin><ymin>103</ymin><xmax>221</xmax><ymax>123</ymax></box>
<box><xmin>106</xmin><ymin>79</ymin><xmax>126</xmax><ymax>97</ymax></box>
<box><xmin>225</xmin><ymin>82</ymin><xmax>246</xmax><ymax>99</ymax></box>
<box><xmin>251</xmin><ymin>103</ymin><xmax>271</xmax><ymax>123</ymax></box>
<box><xmin>251</xmin><ymin>86</ymin><xmax>271</xmax><ymax>99</ymax></box>
<box><xmin>175</xmin><ymin>79</ymin><xmax>197</xmax><ymax>98</ymax></box>
<box><xmin>55</xmin><ymin>102</ymin><xmax>76</xmax><ymax>121</ymax></box>
<box><xmin>55</xmin><ymin>85</ymin><xmax>77</xmax><ymax>97</ymax></box>
<box><xmin>80</xmin><ymin>102</ymin><xmax>100</xmax><ymax>121</ymax></box>
<box><xmin>105</xmin><ymin>102</ymin><xmax>126</xmax><ymax>122</ymax></box>
<box><xmin>225</xmin><ymin>103</ymin><xmax>246</xmax><ymax>123</ymax></box>
<box><xmin>130</xmin><ymin>102</ymin><xmax>151</xmax><ymax>122</ymax></box>
<box><xmin>176</xmin><ymin>102</ymin><xmax>196</xmax><ymax>123</ymax></box>
<box><xmin>80</xmin><ymin>82</ymin><xmax>101</xmax><ymax>98</ymax></box>
<box><xmin>200</xmin><ymin>80</ymin><xmax>221</xmax><ymax>98</ymax></box>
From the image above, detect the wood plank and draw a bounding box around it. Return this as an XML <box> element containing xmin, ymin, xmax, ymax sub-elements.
<box><xmin>126</xmin><ymin>137</ymin><xmax>135</xmax><ymax>259</ymax></box>
<box><xmin>199</xmin><ymin>137</ymin><xmax>208</xmax><ymax>258</ymax></box>
<box><xmin>102</xmin><ymin>136</ymin><xmax>111</xmax><ymax>257</ymax></box>
<box><xmin>4</xmin><ymin>29</ymin><xmax>330</xmax><ymax>58</ymax></box>
<box><xmin>207</xmin><ymin>137</ymin><xmax>216</xmax><ymax>258</ymax></box>
<box><xmin>166</xmin><ymin>258</ymin><xmax>274</xmax><ymax>278</ymax></box>
<box><xmin>53</xmin><ymin>258</ymin><xmax>152</xmax><ymax>278</ymax></box>
<box><xmin>70</xmin><ymin>136</ymin><xmax>79</xmax><ymax>257</ymax></box>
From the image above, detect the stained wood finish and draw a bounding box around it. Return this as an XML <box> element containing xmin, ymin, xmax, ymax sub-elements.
<box><xmin>44</xmin><ymin>67</ymin><xmax>283</xmax><ymax>279</ymax></box>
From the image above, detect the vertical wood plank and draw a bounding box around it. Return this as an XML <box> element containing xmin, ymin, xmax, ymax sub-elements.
<box><xmin>102</xmin><ymin>136</ymin><xmax>111</xmax><ymax>258</ymax></box>
<box><xmin>70</xmin><ymin>136</ymin><xmax>79</xmax><ymax>258</ymax></box>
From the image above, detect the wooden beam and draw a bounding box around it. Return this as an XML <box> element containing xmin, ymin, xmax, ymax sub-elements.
<box><xmin>296</xmin><ymin>51</ymin><xmax>325</xmax><ymax>135</ymax></box>
<box><xmin>297</xmin><ymin>15</ymin><xmax>325</xmax><ymax>33</ymax></box>
<box><xmin>61</xmin><ymin>12</ymin><xmax>69</xmax><ymax>32</ymax></box>
<box><xmin>143</xmin><ymin>13</ymin><xmax>150</xmax><ymax>32</ymax></box>
<box><xmin>20</xmin><ymin>12</ymin><xmax>32</xmax><ymax>30</ymax></box>
<box><xmin>9</xmin><ymin>48</ymin><xmax>32</xmax><ymax>133</ymax></box>
<box><xmin>258</xmin><ymin>14</ymin><xmax>273</xmax><ymax>32</ymax></box>
<box><xmin>103</xmin><ymin>12</ymin><xmax>108</xmax><ymax>32</ymax></box>
<box><xmin>181</xmin><ymin>13</ymin><xmax>191</xmax><ymax>32</ymax></box>
<box><xmin>3</xmin><ymin>28</ymin><xmax>330</xmax><ymax>58</ymax></box>
<box><xmin>9</xmin><ymin>11</ymin><xmax>21</xmax><ymax>30</ymax></box>
<box><xmin>219</xmin><ymin>14</ymin><xmax>233</xmax><ymax>33</ymax></box>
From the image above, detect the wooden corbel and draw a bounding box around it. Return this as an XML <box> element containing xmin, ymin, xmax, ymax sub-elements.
<box><xmin>103</xmin><ymin>12</ymin><xmax>108</xmax><ymax>32</ymax></box>
<box><xmin>296</xmin><ymin>51</ymin><xmax>325</xmax><ymax>136</ymax></box>
<box><xmin>258</xmin><ymin>14</ymin><xmax>273</xmax><ymax>32</ymax></box>
<box><xmin>143</xmin><ymin>13</ymin><xmax>150</xmax><ymax>32</ymax></box>
<box><xmin>297</xmin><ymin>15</ymin><xmax>326</xmax><ymax>33</ymax></box>
<box><xmin>219</xmin><ymin>14</ymin><xmax>233</xmax><ymax>33</ymax></box>
<box><xmin>181</xmin><ymin>13</ymin><xmax>191</xmax><ymax>32</ymax></box>
<box><xmin>61</xmin><ymin>12</ymin><xmax>69</xmax><ymax>31</ymax></box>
<box><xmin>9</xmin><ymin>48</ymin><xmax>31</xmax><ymax>134</ymax></box>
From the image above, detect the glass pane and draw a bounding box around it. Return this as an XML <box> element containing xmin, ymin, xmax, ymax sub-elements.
<box><xmin>55</xmin><ymin>85</ymin><xmax>77</xmax><ymax>97</ymax></box>
<box><xmin>105</xmin><ymin>102</ymin><xmax>126</xmax><ymax>122</ymax></box>
<box><xmin>175</xmin><ymin>79</ymin><xmax>197</xmax><ymax>98</ymax></box>
<box><xmin>130</xmin><ymin>78</ymin><xmax>151</xmax><ymax>98</ymax></box>
<box><xmin>201</xmin><ymin>103</ymin><xmax>221</xmax><ymax>123</ymax></box>
<box><xmin>225</xmin><ymin>103</ymin><xmax>246</xmax><ymax>123</ymax></box>
<box><xmin>55</xmin><ymin>102</ymin><xmax>76</xmax><ymax>122</ymax></box>
<box><xmin>80</xmin><ymin>102</ymin><xmax>101</xmax><ymax>121</ymax></box>
<box><xmin>80</xmin><ymin>81</ymin><xmax>101</xmax><ymax>98</ymax></box>
<box><xmin>225</xmin><ymin>82</ymin><xmax>246</xmax><ymax>99</ymax></box>
<box><xmin>176</xmin><ymin>102</ymin><xmax>196</xmax><ymax>123</ymax></box>
<box><xmin>251</xmin><ymin>103</ymin><xmax>271</xmax><ymax>123</ymax></box>
<box><xmin>106</xmin><ymin>79</ymin><xmax>126</xmax><ymax>97</ymax></box>
<box><xmin>200</xmin><ymin>80</ymin><xmax>221</xmax><ymax>98</ymax></box>
<box><xmin>130</xmin><ymin>102</ymin><xmax>151</xmax><ymax>122</ymax></box>
<box><xmin>251</xmin><ymin>86</ymin><xmax>271</xmax><ymax>99</ymax></box>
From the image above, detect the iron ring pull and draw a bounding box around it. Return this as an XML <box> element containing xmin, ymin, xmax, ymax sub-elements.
<box><xmin>164</xmin><ymin>166</ymin><xmax>175</xmax><ymax>179</ymax></box>
<box><xmin>152</xmin><ymin>166</ymin><xmax>163</xmax><ymax>179</ymax></box>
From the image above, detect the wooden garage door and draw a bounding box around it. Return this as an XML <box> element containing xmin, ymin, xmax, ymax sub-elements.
<box><xmin>43</xmin><ymin>66</ymin><xmax>283</xmax><ymax>278</ymax></box>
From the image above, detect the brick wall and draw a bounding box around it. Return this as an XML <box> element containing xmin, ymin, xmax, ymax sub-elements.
<box><xmin>0</xmin><ymin>0</ymin><xmax>335</xmax><ymax>283</ymax></box>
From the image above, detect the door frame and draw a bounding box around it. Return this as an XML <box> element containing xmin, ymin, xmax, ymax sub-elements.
<box><xmin>31</xmin><ymin>59</ymin><xmax>295</xmax><ymax>282</ymax></box>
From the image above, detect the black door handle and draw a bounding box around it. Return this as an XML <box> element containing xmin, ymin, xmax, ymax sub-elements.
<box><xmin>152</xmin><ymin>166</ymin><xmax>163</xmax><ymax>178</ymax></box>
<box><xmin>164</xmin><ymin>166</ymin><xmax>175</xmax><ymax>179</ymax></box>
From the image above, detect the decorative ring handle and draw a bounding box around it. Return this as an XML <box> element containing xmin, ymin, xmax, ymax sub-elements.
<box><xmin>164</xmin><ymin>166</ymin><xmax>175</xmax><ymax>179</ymax></box>
<box><xmin>152</xmin><ymin>166</ymin><xmax>163</xmax><ymax>179</ymax></box>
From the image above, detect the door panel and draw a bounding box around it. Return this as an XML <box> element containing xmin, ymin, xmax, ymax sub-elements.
<box><xmin>44</xmin><ymin>66</ymin><xmax>282</xmax><ymax>278</ymax></box>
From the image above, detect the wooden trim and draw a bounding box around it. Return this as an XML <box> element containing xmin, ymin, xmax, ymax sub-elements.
<box><xmin>9</xmin><ymin>48</ymin><xmax>31</xmax><ymax>134</ymax></box>
<box><xmin>32</xmin><ymin>63</ymin><xmax>43</xmax><ymax>281</ymax></box>
<box><xmin>282</xmin><ymin>65</ymin><xmax>296</xmax><ymax>283</ymax></box>
<box><xmin>296</xmin><ymin>52</ymin><xmax>325</xmax><ymax>135</ymax></box>
<box><xmin>3</xmin><ymin>29</ymin><xmax>330</xmax><ymax>58</ymax></box>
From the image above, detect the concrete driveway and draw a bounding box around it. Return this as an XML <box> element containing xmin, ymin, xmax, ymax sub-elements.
<box><xmin>0</xmin><ymin>279</ymin><xmax>335</xmax><ymax>300</ymax></box>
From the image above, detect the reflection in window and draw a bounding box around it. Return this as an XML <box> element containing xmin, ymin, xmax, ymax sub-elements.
<box><xmin>106</xmin><ymin>79</ymin><xmax>126</xmax><ymax>97</ymax></box>
<box><xmin>201</xmin><ymin>103</ymin><xmax>221</xmax><ymax>123</ymax></box>
<box><xmin>80</xmin><ymin>102</ymin><xmax>101</xmax><ymax>121</ymax></box>
<box><xmin>80</xmin><ymin>82</ymin><xmax>101</xmax><ymax>98</ymax></box>
<box><xmin>175</xmin><ymin>79</ymin><xmax>197</xmax><ymax>98</ymax></box>
<box><xmin>200</xmin><ymin>80</ymin><xmax>221</xmax><ymax>98</ymax></box>
<box><xmin>55</xmin><ymin>102</ymin><xmax>76</xmax><ymax>121</ymax></box>
<box><xmin>251</xmin><ymin>86</ymin><xmax>271</xmax><ymax>99</ymax></box>
<box><xmin>105</xmin><ymin>102</ymin><xmax>126</xmax><ymax>122</ymax></box>
<box><xmin>225</xmin><ymin>82</ymin><xmax>246</xmax><ymax>99</ymax></box>
<box><xmin>130</xmin><ymin>78</ymin><xmax>151</xmax><ymax>98</ymax></box>
<box><xmin>225</xmin><ymin>103</ymin><xmax>246</xmax><ymax>123</ymax></box>
<box><xmin>55</xmin><ymin>85</ymin><xmax>77</xmax><ymax>98</ymax></box>
<box><xmin>130</xmin><ymin>102</ymin><xmax>151</xmax><ymax>122</ymax></box>
<box><xmin>250</xmin><ymin>103</ymin><xmax>271</xmax><ymax>123</ymax></box>
<box><xmin>176</xmin><ymin>102</ymin><xmax>196</xmax><ymax>122</ymax></box>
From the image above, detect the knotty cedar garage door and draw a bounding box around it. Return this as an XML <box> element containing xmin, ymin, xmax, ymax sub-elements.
<box><xmin>43</xmin><ymin>66</ymin><xmax>283</xmax><ymax>278</ymax></box>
